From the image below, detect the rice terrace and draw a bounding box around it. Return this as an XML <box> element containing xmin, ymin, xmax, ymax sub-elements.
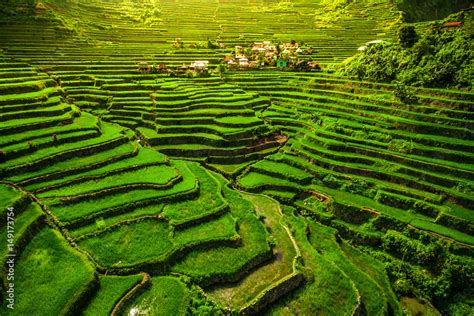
<box><xmin>0</xmin><ymin>0</ymin><xmax>473</xmax><ymax>315</ymax></box>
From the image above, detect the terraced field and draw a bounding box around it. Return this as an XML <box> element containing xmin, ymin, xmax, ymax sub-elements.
<box><xmin>0</xmin><ymin>0</ymin><xmax>473</xmax><ymax>315</ymax></box>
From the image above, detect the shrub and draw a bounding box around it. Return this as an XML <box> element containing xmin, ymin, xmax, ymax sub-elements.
<box><xmin>382</xmin><ymin>230</ymin><xmax>442</xmax><ymax>268</ymax></box>
<box><xmin>267</xmin><ymin>235</ymin><xmax>277</xmax><ymax>248</ymax></box>
<box><xmin>215</xmin><ymin>64</ymin><xmax>226</xmax><ymax>79</ymax></box>
<box><xmin>27</xmin><ymin>141</ymin><xmax>35</xmax><ymax>150</ymax></box>
<box><xmin>394</xmin><ymin>81</ymin><xmax>418</xmax><ymax>104</ymax></box>
<box><xmin>322</xmin><ymin>174</ymin><xmax>344</xmax><ymax>189</ymax></box>
<box><xmin>189</xmin><ymin>293</ymin><xmax>223</xmax><ymax>315</ymax></box>
<box><xmin>341</xmin><ymin>178</ymin><xmax>372</xmax><ymax>196</ymax></box>
<box><xmin>398</xmin><ymin>25</ymin><xmax>419</xmax><ymax>48</ymax></box>
<box><xmin>388</xmin><ymin>138</ymin><xmax>413</xmax><ymax>153</ymax></box>
<box><xmin>207</xmin><ymin>39</ymin><xmax>218</xmax><ymax>49</ymax></box>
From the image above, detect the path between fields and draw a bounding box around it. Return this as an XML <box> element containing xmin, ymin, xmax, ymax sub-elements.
<box><xmin>207</xmin><ymin>190</ymin><xmax>300</xmax><ymax>310</ymax></box>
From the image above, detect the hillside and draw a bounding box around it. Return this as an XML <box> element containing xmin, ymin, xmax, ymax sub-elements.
<box><xmin>0</xmin><ymin>1</ymin><xmax>473</xmax><ymax>315</ymax></box>
<box><xmin>394</xmin><ymin>0</ymin><xmax>472</xmax><ymax>22</ymax></box>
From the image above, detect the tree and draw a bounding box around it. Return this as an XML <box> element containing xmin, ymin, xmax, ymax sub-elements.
<box><xmin>394</xmin><ymin>81</ymin><xmax>418</xmax><ymax>104</ymax></box>
<box><xmin>207</xmin><ymin>38</ymin><xmax>218</xmax><ymax>49</ymax></box>
<box><xmin>216</xmin><ymin>64</ymin><xmax>226</xmax><ymax>79</ymax></box>
<box><xmin>399</xmin><ymin>25</ymin><xmax>418</xmax><ymax>48</ymax></box>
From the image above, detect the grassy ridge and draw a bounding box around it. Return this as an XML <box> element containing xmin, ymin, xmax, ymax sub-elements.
<box><xmin>82</xmin><ymin>274</ymin><xmax>143</xmax><ymax>316</ymax></box>
<box><xmin>0</xmin><ymin>228</ymin><xmax>96</xmax><ymax>315</ymax></box>
<box><xmin>126</xmin><ymin>276</ymin><xmax>190</xmax><ymax>316</ymax></box>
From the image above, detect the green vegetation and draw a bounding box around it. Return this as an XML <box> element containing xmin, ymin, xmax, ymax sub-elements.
<box><xmin>0</xmin><ymin>228</ymin><xmax>96</xmax><ymax>315</ymax></box>
<box><xmin>0</xmin><ymin>0</ymin><xmax>472</xmax><ymax>315</ymax></box>
<box><xmin>270</xmin><ymin>211</ymin><xmax>360</xmax><ymax>315</ymax></box>
<box><xmin>344</xmin><ymin>13</ymin><xmax>473</xmax><ymax>88</ymax></box>
<box><xmin>208</xmin><ymin>192</ymin><xmax>299</xmax><ymax>310</ymax></box>
<box><xmin>171</xmin><ymin>185</ymin><xmax>272</xmax><ymax>284</ymax></box>
<box><xmin>127</xmin><ymin>276</ymin><xmax>190</xmax><ymax>316</ymax></box>
<box><xmin>83</xmin><ymin>274</ymin><xmax>142</xmax><ymax>316</ymax></box>
<box><xmin>394</xmin><ymin>0</ymin><xmax>472</xmax><ymax>22</ymax></box>
<box><xmin>78</xmin><ymin>218</ymin><xmax>174</xmax><ymax>268</ymax></box>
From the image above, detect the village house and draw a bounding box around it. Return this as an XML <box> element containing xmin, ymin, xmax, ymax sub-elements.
<box><xmin>238</xmin><ymin>57</ymin><xmax>249</xmax><ymax>67</ymax></box>
<box><xmin>224</xmin><ymin>39</ymin><xmax>309</xmax><ymax>70</ymax></box>
<box><xmin>190</xmin><ymin>60</ymin><xmax>209</xmax><ymax>72</ymax></box>
<box><xmin>281</xmin><ymin>41</ymin><xmax>298</xmax><ymax>52</ymax></box>
<box><xmin>35</xmin><ymin>1</ymin><xmax>48</xmax><ymax>16</ymax></box>
<box><xmin>156</xmin><ymin>63</ymin><xmax>167</xmax><ymax>73</ymax></box>
<box><xmin>138</xmin><ymin>62</ymin><xmax>153</xmax><ymax>74</ymax></box>
<box><xmin>176</xmin><ymin>63</ymin><xmax>188</xmax><ymax>75</ymax></box>
<box><xmin>251</xmin><ymin>41</ymin><xmax>277</xmax><ymax>59</ymax></box>
<box><xmin>441</xmin><ymin>21</ymin><xmax>463</xmax><ymax>29</ymax></box>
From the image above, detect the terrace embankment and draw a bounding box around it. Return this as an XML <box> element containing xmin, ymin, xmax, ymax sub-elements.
<box><xmin>0</xmin><ymin>0</ymin><xmax>472</xmax><ymax>315</ymax></box>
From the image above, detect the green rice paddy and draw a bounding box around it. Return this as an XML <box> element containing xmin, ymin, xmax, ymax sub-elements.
<box><xmin>0</xmin><ymin>0</ymin><xmax>472</xmax><ymax>315</ymax></box>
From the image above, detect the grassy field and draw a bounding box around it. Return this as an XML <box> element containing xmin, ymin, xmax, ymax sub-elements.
<box><xmin>0</xmin><ymin>0</ymin><xmax>472</xmax><ymax>315</ymax></box>
<box><xmin>82</xmin><ymin>274</ymin><xmax>143</xmax><ymax>316</ymax></box>
<box><xmin>126</xmin><ymin>276</ymin><xmax>191</xmax><ymax>316</ymax></box>
<box><xmin>0</xmin><ymin>228</ymin><xmax>96</xmax><ymax>315</ymax></box>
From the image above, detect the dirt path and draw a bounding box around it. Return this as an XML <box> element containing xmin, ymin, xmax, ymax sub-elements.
<box><xmin>207</xmin><ymin>191</ymin><xmax>300</xmax><ymax>310</ymax></box>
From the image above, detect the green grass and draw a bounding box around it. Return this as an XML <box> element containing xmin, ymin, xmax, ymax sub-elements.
<box><xmin>38</xmin><ymin>164</ymin><xmax>179</xmax><ymax>198</ymax></box>
<box><xmin>0</xmin><ymin>86</ymin><xmax>57</xmax><ymax>103</ymax></box>
<box><xmin>340</xmin><ymin>240</ymin><xmax>403</xmax><ymax>315</ymax></box>
<box><xmin>173</xmin><ymin>212</ymin><xmax>238</xmax><ymax>247</ymax></box>
<box><xmin>0</xmin><ymin>228</ymin><xmax>96</xmax><ymax>315</ymax></box>
<box><xmin>9</xmin><ymin>142</ymin><xmax>135</xmax><ymax>184</ymax></box>
<box><xmin>0</xmin><ymin>202</ymin><xmax>43</xmax><ymax>259</ymax></box>
<box><xmin>69</xmin><ymin>203</ymin><xmax>165</xmax><ymax>238</ymax></box>
<box><xmin>0</xmin><ymin>111</ymin><xmax>98</xmax><ymax>148</ymax></box>
<box><xmin>163</xmin><ymin>162</ymin><xmax>225</xmax><ymax>224</ymax></box>
<box><xmin>239</xmin><ymin>171</ymin><xmax>301</xmax><ymax>191</ymax></box>
<box><xmin>26</xmin><ymin>146</ymin><xmax>167</xmax><ymax>191</ymax></box>
<box><xmin>269</xmin><ymin>213</ymin><xmax>359</xmax><ymax>315</ymax></box>
<box><xmin>47</xmin><ymin>160</ymin><xmax>197</xmax><ymax>223</ymax></box>
<box><xmin>0</xmin><ymin>184</ymin><xmax>21</xmax><ymax>211</ymax></box>
<box><xmin>306</xmin><ymin>221</ymin><xmax>388</xmax><ymax>315</ymax></box>
<box><xmin>78</xmin><ymin>218</ymin><xmax>173</xmax><ymax>267</ymax></box>
<box><xmin>171</xmin><ymin>184</ymin><xmax>271</xmax><ymax>283</ymax></box>
<box><xmin>251</xmin><ymin>159</ymin><xmax>312</xmax><ymax>182</ymax></box>
<box><xmin>127</xmin><ymin>276</ymin><xmax>190</xmax><ymax>316</ymax></box>
<box><xmin>83</xmin><ymin>274</ymin><xmax>143</xmax><ymax>316</ymax></box>
<box><xmin>1</xmin><ymin>122</ymin><xmax>127</xmax><ymax>171</ymax></box>
<box><xmin>208</xmin><ymin>192</ymin><xmax>297</xmax><ymax>309</ymax></box>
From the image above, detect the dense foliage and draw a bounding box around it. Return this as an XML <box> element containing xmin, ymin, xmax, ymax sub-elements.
<box><xmin>378</xmin><ymin>230</ymin><xmax>474</xmax><ymax>315</ymax></box>
<box><xmin>0</xmin><ymin>0</ymin><xmax>33</xmax><ymax>16</ymax></box>
<box><xmin>393</xmin><ymin>0</ymin><xmax>472</xmax><ymax>22</ymax></box>
<box><xmin>344</xmin><ymin>23</ymin><xmax>473</xmax><ymax>88</ymax></box>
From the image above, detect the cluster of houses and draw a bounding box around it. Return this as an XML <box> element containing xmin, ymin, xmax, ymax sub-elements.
<box><xmin>137</xmin><ymin>60</ymin><xmax>210</xmax><ymax>76</ymax></box>
<box><xmin>224</xmin><ymin>41</ymin><xmax>319</xmax><ymax>71</ymax></box>
<box><xmin>137</xmin><ymin>62</ymin><xmax>168</xmax><ymax>74</ymax></box>
<box><xmin>137</xmin><ymin>40</ymin><xmax>323</xmax><ymax>75</ymax></box>
<box><xmin>179</xmin><ymin>60</ymin><xmax>209</xmax><ymax>73</ymax></box>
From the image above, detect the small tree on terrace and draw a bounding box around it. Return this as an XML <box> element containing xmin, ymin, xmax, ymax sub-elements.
<box><xmin>216</xmin><ymin>64</ymin><xmax>226</xmax><ymax>79</ymax></box>
<box><xmin>398</xmin><ymin>25</ymin><xmax>418</xmax><ymax>48</ymax></box>
<box><xmin>394</xmin><ymin>81</ymin><xmax>418</xmax><ymax>104</ymax></box>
